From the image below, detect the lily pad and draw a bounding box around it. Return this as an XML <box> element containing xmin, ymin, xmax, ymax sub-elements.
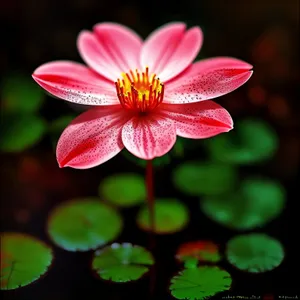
<box><xmin>176</xmin><ymin>241</ymin><xmax>221</xmax><ymax>264</ymax></box>
<box><xmin>170</xmin><ymin>266</ymin><xmax>232</xmax><ymax>300</ymax></box>
<box><xmin>0</xmin><ymin>232</ymin><xmax>53</xmax><ymax>290</ymax></box>
<box><xmin>226</xmin><ymin>233</ymin><xmax>284</xmax><ymax>273</ymax></box>
<box><xmin>47</xmin><ymin>198</ymin><xmax>123</xmax><ymax>251</ymax></box>
<box><xmin>172</xmin><ymin>162</ymin><xmax>237</xmax><ymax>196</ymax></box>
<box><xmin>92</xmin><ymin>243</ymin><xmax>154</xmax><ymax>282</ymax></box>
<box><xmin>99</xmin><ymin>173</ymin><xmax>146</xmax><ymax>207</ymax></box>
<box><xmin>0</xmin><ymin>114</ymin><xmax>47</xmax><ymax>152</ymax></box>
<box><xmin>200</xmin><ymin>177</ymin><xmax>285</xmax><ymax>230</ymax></box>
<box><xmin>1</xmin><ymin>73</ymin><xmax>45</xmax><ymax>114</ymax></box>
<box><xmin>136</xmin><ymin>198</ymin><xmax>189</xmax><ymax>234</ymax></box>
<box><xmin>206</xmin><ymin>119</ymin><xmax>278</xmax><ymax>165</ymax></box>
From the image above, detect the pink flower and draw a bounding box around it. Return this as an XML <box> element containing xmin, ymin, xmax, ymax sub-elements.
<box><xmin>32</xmin><ymin>22</ymin><xmax>253</xmax><ymax>169</ymax></box>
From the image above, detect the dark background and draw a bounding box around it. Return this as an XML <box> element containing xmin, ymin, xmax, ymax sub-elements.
<box><xmin>0</xmin><ymin>0</ymin><xmax>299</xmax><ymax>299</ymax></box>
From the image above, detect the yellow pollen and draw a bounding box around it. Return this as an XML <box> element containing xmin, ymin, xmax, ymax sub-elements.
<box><xmin>115</xmin><ymin>67</ymin><xmax>164</xmax><ymax>112</ymax></box>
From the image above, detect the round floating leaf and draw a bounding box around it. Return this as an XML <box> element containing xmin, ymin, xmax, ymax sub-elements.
<box><xmin>173</xmin><ymin>162</ymin><xmax>237</xmax><ymax>196</ymax></box>
<box><xmin>137</xmin><ymin>199</ymin><xmax>189</xmax><ymax>234</ymax></box>
<box><xmin>92</xmin><ymin>243</ymin><xmax>154</xmax><ymax>282</ymax></box>
<box><xmin>99</xmin><ymin>173</ymin><xmax>146</xmax><ymax>207</ymax></box>
<box><xmin>47</xmin><ymin>198</ymin><xmax>123</xmax><ymax>251</ymax></box>
<box><xmin>226</xmin><ymin>233</ymin><xmax>284</xmax><ymax>273</ymax></box>
<box><xmin>0</xmin><ymin>232</ymin><xmax>53</xmax><ymax>290</ymax></box>
<box><xmin>0</xmin><ymin>114</ymin><xmax>47</xmax><ymax>152</ymax></box>
<box><xmin>1</xmin><ymin>74</ymin><xmax>45</xmax><ymax>114</ymax></box>
<box><xmin>170</xmin><ymin>266</ymin><xmax>232</xmax><ymax>300</ymax></box>
<box><xmin>122</xmin><ymin>149</ymin><xmax>171</xmax><ymax>168</ymax></box>
<box><xmin>206</xmin><ymin>119</ymin><xmax>278</xmax><ymax>165</ymax></box>
<box><xmin>176</xmin><ymin>241</ymin><xmax>221</xmax><ymax>264</ymax></box>
<box><xmin>200</xmin><ymin>177</ymin><xmax>285</xmax><ymax>230</ymax></box>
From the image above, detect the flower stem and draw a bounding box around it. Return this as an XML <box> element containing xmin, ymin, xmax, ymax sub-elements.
<box><xmin>146</xmin><ymin>160</ymin><xmax>155</xmax><ymax>234</ymax></box>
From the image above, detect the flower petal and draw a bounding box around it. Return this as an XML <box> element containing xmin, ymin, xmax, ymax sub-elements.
<box><xmin>164</xmin><ymin>57</ymin><xmax>253</xmax><ymax>104</ymax></box>
<box><xmin>159</xmin><ymin>101</ymin><xmax>233</xmax><ymax>139</ymax></box>
<box><xmin>32</xmin><ymin>61</ymin><xmax>118</xmax><ymax>105</ymax></box>
<box><xmin>57</xmin><ymin>106</ymin><xmax>131</xmax><ymax>169</ymax></box>
<box><xmin>122</xmin><ymin>114</ymin><xmax>176</xmax><ymax>160</ymax></box>
<box><xmin>78</xmin><ymin>23</ymin><xmax>143</xmax><ymax>81</ymax></box>
<box><xmin>140</xmin><ymin>23</ymin><xmax>203</xmax><ymax>82</ymax></box>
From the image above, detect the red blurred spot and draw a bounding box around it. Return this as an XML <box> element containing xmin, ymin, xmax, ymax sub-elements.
<box><xmin>14</xmin><ymin>209</ymin><xmax>30</xmax><ymax>224</ymax></box>
<box><xmin>268</xmin><ymin>95</ymin><xmax>290</xmax><ymax>119</ymax></box>
<box><xmin>248</xmin><ymin>86</ymin><xmax>267</xmax><ymax>106</ymax></box>
<box><xmin>176</xmin><ymin>241</ymin><xmax>219</xmax><ymax>261</ymax></box>
<box><xmin>18</xmin><ymin>156</ymin><xmax>41</xmax><ymax>183</ymax></box>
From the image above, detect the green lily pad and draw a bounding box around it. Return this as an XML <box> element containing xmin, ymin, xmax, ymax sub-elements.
<box><xmin>92</xmin><ymin>243</ymin><xmax>154</xmax><ymax>282</ymax></box>
<box><xmin>47</xmin><ymin>198</ymin><xmax>123</xmax><ymax>251</ymax></box>
<box><xmin>173</xmin><ymin>162</ymin><xmax>237</xmax><ymax>196</ymax></box>
<box><xmin>0</xmin><ymin>232</ymin><xmax>53</xmax><ymax>290</ymax></box>
<box><xmin>176</xmin><ymin>241</ymin><xmax>221</xmax><ymax>264</ymax></box>
<box><xmin>206</xmin><ymin>119</ymin><xmax>278</xmax><ymax>165</ymax></box>
<box><xmin>226</xmin><ymin>233</ymin><xmax>284</xmax><ymax>273</ymax></box>
<box><xmin>200</xmin><ymin>177</ymin><xmax>285</xmax><ymax>230</ymax></box>
<box><xmin>0</xmin><ymin>114</ymin><xmax>47</xmax><ymax>152</ymax></box>
<box><xmin>1</xmin><ymin>73</ymin><xmax>44</xmax><ymax>114</ymax></box>
<box><xmin>170</xmin><ymin>266</ymin><xmax>232</xmax><ymax>300</ymax></box>
<box><xmin>136</xmin><ymin>198</ymin><xmax>189</xmax><ymax>234</ymax></box>
<box><xmin>99</xmin><ymin>173</ymin><xmax>146</xmax><ymax>207</ymax></box>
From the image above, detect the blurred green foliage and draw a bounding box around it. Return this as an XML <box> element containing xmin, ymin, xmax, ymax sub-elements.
<box><xmin>200</xmin><ymin>177</ymin><xmax>285</xmax><ymax>230</ymax></box>
<box><xmin>206</xmin><ymin>119</ymin><xmax>278</xmax><ymax>165</ymax></box>
<box><xmin>137</xmin><ymin>198</ymin><xmax>189</xmax><ymax>234</ymax></box>
<box><xmin>0</xmin><ymin>233</ymin><xmax>53</xmax><ymax>290</ymax></box>
<box><xmin>173</xmin><ymin>161</ymin><xmax>237</xmax><ymax>196</ymax></box>
<box><xmin>0</xmin><ymin>114</ymin><xmax>47</xmax><ymax>152</ymax></box>
<box><xmin>1</xmin><ymin>74</ymin><xmax>45</xmax><ymax>114</ymax></box>
<box><xmin>99</xmin><ymin>173</ymin><xmax>146</xmax><ymax>207</ymax></box>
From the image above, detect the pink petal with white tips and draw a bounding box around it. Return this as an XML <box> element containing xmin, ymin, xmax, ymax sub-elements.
<box><xmin>32</xmin><ymin>61</ymin><xmax>118</xmax><ymax>105</ymax></box>
<box><xmin>78</xmin><ymin>23</ymin><xmax>143</xmax><ymax>82</ymax></box>
<box><xmin>57</xmin><ymin>106</ymin><xmax>131</xmax><ymax>169</ymax></box>
<box><xmin>160</xmin><ymin>101</ymin><xmax>233</xmax><ymax>139</ymax></box>
<box><xmin>140</xmin><ymin>23</ymin><xmax>203</xmax><ymax>82</ymax></box>
<box><xmin>164</xmin><ymin>57</ymin><xmax>253</xmax><ymax>104</ymax></box>
<box><xmin>122</xmin><ymin>114</ymin><xmax>177</xmax><ymax>160</ymax></box>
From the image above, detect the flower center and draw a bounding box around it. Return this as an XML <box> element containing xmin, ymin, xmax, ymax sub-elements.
<box><xmin>115</xmin><ymin>67</ymin><xmax>164</xmax><ymax>112</ymax></box>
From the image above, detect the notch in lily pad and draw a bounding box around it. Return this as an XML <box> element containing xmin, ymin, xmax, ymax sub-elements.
<box><xmin>200</xmin><ymin>177</ymin><xmax>285</xmax><ymax>230</ymax></box>
<box><xmin>0</xmin><ymin>114</ymin><xmax>47</xmax><ymax>153</ymax></box>
<box><xmin>92</xmin><ymin>243</ymin><xmax>154</xmax><ymax>283</ymax></box>
<box><xmin>205</xmin><ymin>118</ymin><xmax>278</xmax><ymax>165</ymax></box>
<box><xmin>173</xmin><ymin>161</ymin><xmax>237</xmax><ymax>196</ymax></box>
<box><xmin>226</xmin><ymin>233</ymin><xmax>284</xmax><ymax>273</ymax></box>
<box><xmin>176</xmin><ymin>241</ymin><xmax>221</xmax><ymax>264</ymax></box>
<box><xmin>0</xmin><ymin>232</ymin><xmax>53</xmax><ymax>290</ymax></box>
<box><xmin>99</xmin><ymin>173</ymin><xmax>146</xmax><ymax>207</ymax></box>
<box><xmin>47</xmin><ymin>198</ymin><xmax>123</xmax><ymax>251</ymax></box>
<box><xmin>136</xmin><ymin>198</ymin><xmax>189</xmax><ymax>234</ymax></box>
<box><xmin>169</xmin><ymin>266</ymin><xmax>232</xmax><ymax>300</ymax></box>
